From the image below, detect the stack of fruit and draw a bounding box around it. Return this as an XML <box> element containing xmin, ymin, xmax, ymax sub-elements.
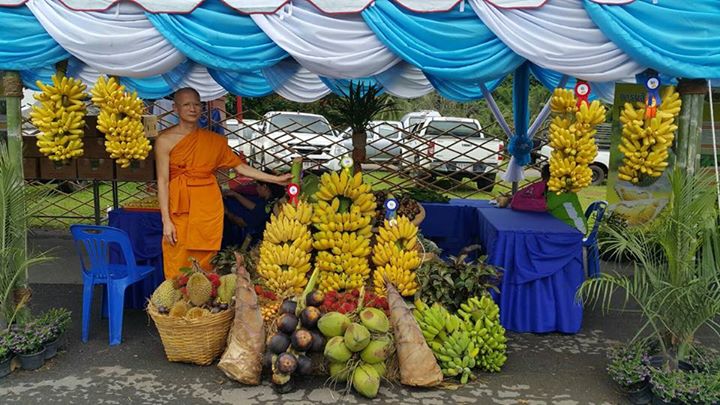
<box><xmin>91</xmin><ymin>76</ymin><xmax>152</xmax><ymax>168</ymax></box>
<box><xmin>319</xmin><ymin>306</ymin><xmax>392</xmax><ymax>398</ymax></box>
<box><xmin>312</xmin><ymin>170</ymin><xmax>376</xmax><ymax>292</ymax></box>
<box><xmin>618</xmin><ymin>86</ymin><xmax>681</xmax><ymax>184</ymax></box>
<box><xmin>547</xmin><ymin>88</ymin><xmax>606</xmax><ymax>194</ymax></box>
<box><xmin>372</xmin><ymin>191</ymin><xmax>423</xmax><ymax>223</ymax></box>
<box><xmin>372</xmin><ymin>216</ymin><xmax>421</xmax><ymax>297</ymax></box>
<box><xmin>150</xmin><ymin>269</ymin><xmax>237</xmax><ymax>319</ymax></box>
<box><xmin>319</xmin><ymin>289</ymin><xmax>389</xmax><ymax>315</ymax></box>
<box><xmin>256</xmin><ymin>201</ymin><xmax>314</xmax><ymax>298</ymax></box>
<box><xmin>264</xmin><ymin>291</ymin><xmax>326</xmax><ymax>393</ymax></box>
<box><xmin>30</xmin><ymin>73</ymin><xmax>88</xmax><ymax>161</ymax></box>
<box><xmin>254</xmin><ymin>286</ymin><xmax>280</xmax><ymax>322</ymax></box>
<box><xmin>413</xmin><ymin>295</ymin><xmax>507</xmax><ymax>383</ymax></box>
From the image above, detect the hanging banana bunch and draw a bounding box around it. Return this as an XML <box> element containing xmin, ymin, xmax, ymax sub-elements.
<box><xmin>91</xmin><ymin>76</ymin><xmax>152</xmax><ymax>168</ymax></box>
<box><xmin>372</xmin><ymin>215</ymin><xmax>421</xmax><ymax>297</ymax></box>
<box><xmin>547</xmin><ymin>86</ymin><xmax>606</xmax><ymax>194</ymax></box>
<box><xmin>617</xmin><ymin>86</ymin><xmax>681</xmax><ymax>184</ymax></box>
<box><xmin>312</xmin><ymin>164</ymin><xmax>376</xmax><ymax>293</ymax></box>
<box><xmin>30</xmin><ymin>73</ymin><xmax>88</xmax><ymax>161</ymax></box>
<box><xmin>257</xmin><ymin>200</ymin><xmax>314</xmax><ymax>297</ymax></box>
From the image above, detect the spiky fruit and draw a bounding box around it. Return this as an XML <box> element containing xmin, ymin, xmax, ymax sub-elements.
<box><xmin>186</xmin><ymin>273</ymin><xmax>212</xmax><ymax>306</ymax></box>
<box><xmin>217</xmin><ymin>274</ymin><xmax>236</xmax><ymax>304</ymax></box>
<box><xmin>168</xmin><ymin>300</ymin><xmax>190</xmax><ymax>318</ymax></box>
<box><xmin>151</xmin><ymin>280</ymin><xmax>181</xmax><ymax>308</ymax></box>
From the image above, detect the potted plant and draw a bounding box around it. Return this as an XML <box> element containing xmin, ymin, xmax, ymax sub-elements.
<box><xmin>607</xmin><ymin>342</ymin><xmax>653</xmax><ymax>404</ymax></box>
<box><xmin>674</xmin><ymin>371</ymin><xmax>720</xmax><ymax>405</ymax></box>
<box><xmin>0</xmin><ymin>332</ymin><xmax>12</xmax><ymax>378</ymax></box>
<box><xmin>34</xmin><ymin>308</ymin><xmax>72</xmax><ymax>359</ymax></box>
<box><xmin>580</xmin><ymin>169</ymin><xmax>720</xmax><ymax>370</ymax></box>
<box><xmin>8</xmin><ymin>326</ymin><xmax>46</xmax><ymax>370</ymax></box>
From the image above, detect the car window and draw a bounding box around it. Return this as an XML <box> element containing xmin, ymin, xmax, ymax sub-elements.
<box><xmin>269</xmin><ymin>114</ymin><xmax>332</xmax><ymax>134</ymax></box>
<box><xmin>424</xmin><ymin>121</ymin><xmax>482</xmax><ymax>137</ymax></box>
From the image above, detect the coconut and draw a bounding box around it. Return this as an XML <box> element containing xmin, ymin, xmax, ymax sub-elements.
<box><xmin>359</xmin><ymin>308</ymin><xmax>389</xmax><ymax>333</ymax></box>
<box><xmin>371</xmin><ymin>361</ymin><xmax>386</xmax><ymax>377</ymax></box>
<box><xmin>324</xmin><ymin>336</ymin><xmax>352</xmax><ymax>363</ymax></box>
<box><xmin>352</xmin><ymin>363</ymin><xmax>381</xmax><ymax>398</ymax></box>
<box><xmin>360</xmin><ymin>339</ymin><xmax>391</xmax><ymax>364</ymax></box>
<box><xmin>317</xmin><ymin>312</ymin><xmax>351</xmax><ymax>337</ymax></box>
<box><xmin>329</xmin><ymin>361</ymin><xmax>350</xmax><ymax>382</ymax></box>
<box><xmin>344</xmin><ymin>323</ymin><xmax>371</xmax><ymax>352</ymax></box>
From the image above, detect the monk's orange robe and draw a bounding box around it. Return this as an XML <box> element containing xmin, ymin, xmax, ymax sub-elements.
<box><xmin>162</xmin><ymin>129</ymin><xmax>244</xmax><ymax>279</ymax></box>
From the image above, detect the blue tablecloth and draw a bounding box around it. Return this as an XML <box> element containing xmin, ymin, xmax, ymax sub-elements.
<box><xmin>107</xmin><ymin>209</ymin><xmax>164</xmax><ymax>309</ymax></box>
<box><xmin>476</xmin><ymin>206</ymin><xmax>584</xmax><ymax>334</ymax></box>
<box><xmin>420</xmin><ymin>202</ymin><xmax>479</xmax><ymax>256</ymax></box>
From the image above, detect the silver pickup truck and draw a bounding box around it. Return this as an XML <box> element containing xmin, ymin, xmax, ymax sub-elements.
<box><xmin>402</xmin><ymin>117</ymin><xmax>504</xmax><ymax>191</ymax></box>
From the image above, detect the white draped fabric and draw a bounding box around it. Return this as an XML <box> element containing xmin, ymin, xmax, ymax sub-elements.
<box><xmin>58</xmin><ymin>0</ymin><xmax>202</xmax><ymax>13</ymax></box>
<box><xmin>176</xmin><ymin>64</ymin><xmax>227</xmax><ymax>101</ymax></box>
<box><xmin>470</xmin><ymin>0</ymin><xmax>645</xmax><ymax>81</ymax></box>
<box><xmin>263</xmin><ymin>61</ymin><xmax>332</xmax><ymax>102</ymax></box>
<box><xmin>375</xmin><ymin>63</ymin><xmax>434</xmax><ymax>99</ymax></box>
<box><xmin>26</xmin><ymin>0</ymin><xmax>185</xmax><ymax>78</ymax></box>
<box><xmin>251</xmin><ymin>0</ymin><xmax>401</xmax><ymax>79</ymax></box>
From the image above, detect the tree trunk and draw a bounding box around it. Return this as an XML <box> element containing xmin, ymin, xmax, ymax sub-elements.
<box><xmin>351</xmin><ymin>130</ymin><xmax>367</xmax><ymax>173</ymax></box>
<box><xmin>676</xmin><ymin>79</ymin><xmax>706</xmax><ymax>175</ymax></box>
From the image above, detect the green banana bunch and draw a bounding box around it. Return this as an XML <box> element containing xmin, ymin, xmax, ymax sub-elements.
<box><xmin>457</xmin><ymin>296</ymin><xmax>507</xmax><ymax>373</ymax></box>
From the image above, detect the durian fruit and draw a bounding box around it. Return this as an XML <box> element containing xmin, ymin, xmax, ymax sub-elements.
<box><xmin>186</xmin><ymin>307</ymin><xmax>208</xmax><ymax>320</ymax></box>
<box><xmin>217</xmin><ymin>274</ymin><xmax>237</xmax><ymax>304</ymax></box>
<box><xmin>186</xmin><ymin>273</ymin><xmax>212</xmax><ymax>306</ymax></box>
<box><xmin>151</xmin><ymin>280</ymin><xmax>182</xmax><ymax>308</ymax></box>
<box><xmin>169</xmin><ymin>300</ymin><xmax>190</xmax><ymax>318</ymax></box>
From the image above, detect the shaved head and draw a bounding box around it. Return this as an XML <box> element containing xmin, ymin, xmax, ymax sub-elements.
<box><xmin>173</xmin><ymin>87</ymin><xmax>200</xmax><ymax>104</ymax></box>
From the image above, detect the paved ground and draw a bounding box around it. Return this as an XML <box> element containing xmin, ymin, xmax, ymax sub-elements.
<box><xmin>1</xmin><ymin>234</ymin><xmax>716</xmax><ymax>404</ymax></box>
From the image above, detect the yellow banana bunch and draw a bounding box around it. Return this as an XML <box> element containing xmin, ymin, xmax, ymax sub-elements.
<box><xmin>92</xmin><ymin>76</ymin><xmax>152</xmax><ymax>168</ymax></box>
<box><xmin>30</xmin><ymin>73</ymin><xmax>88</xmax><ymax>161</ymax></box>
<box><xmin>373</xmin><ymin>264</ymin><xmax>418</xmax><ymax>297</ymax></box>
<box><xmin>376</xmin><ymin>216</ymin><xmax>418</xmax><ymax>251</ymax></box>
<box><xmin>547</xmin><ymin>88</ymin><xmax>605</xmax><ymax>194</ymax></box>
<box><xmin>618</xmin><ymin>87</ymin><xmax>680</xmax><ymax>183</ymax></box>
<box><xmin>372</xmin><ymin>216</ymin><xmax>421</xmax><ymax>297</ymax></box>
<box><xmin>312</xmin><ymin>169</ymin><xmax>376</xmax><ymax>293</ymax></box>
<box><xmin>278</xmin><ymin>200</ymin><xmax>313</xmax><ymax>225</ymax></box>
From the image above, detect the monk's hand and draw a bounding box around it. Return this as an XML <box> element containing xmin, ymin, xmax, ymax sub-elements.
<box><xmin>275</xmin><ymin>173</ymin><xmax>293</xmax><ymax>186</ymax></box>
<box><xmin>163</xmin><ymin>221</ymin><xmax>177</xmax><ymax>246</ymax></box>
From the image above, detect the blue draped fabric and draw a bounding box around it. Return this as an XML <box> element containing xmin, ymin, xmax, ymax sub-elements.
<box><xmin>0</xmin><ymin>5</ymin><xmax>68</xmax><ymax>70</ymax></box>
<box><xmin>530</xmin><ymin>64</ymin><xmax>605</xmax><ymax>102</ymax></box>
<box><xmin>584</xmin><ymin>0</ymin><xmax>720</xmax><ymax>79</ymax></box>
<box><xmin>362</xmin><ymin>0</ymin><xmax>523</xmax><ymax>82</ymax></box>
<box><xmin>207</xmin><ymin>69</ymin><xmax>274</xmax><ymax>97</ymax></box>
<box><xmin>146</xmin><ymin>0</ymin><xmax>288</xmax><ymax>72</ymax></box>
<box><xmin>426</xmin><ymin>75</ymin><xmax>504</xmax><ymax>103</ymax></box>
<box><xmin>119</xmin><ymin>59</ymin><xmax>193</xmax><ymax>100</ymax></box>
<box><xmin>20</xmin><ymin>66</ymin><xmax>55</xmax><ymax>90</ymax></box>
<box><xmin>420</xmin><ymin>202</ymin><xmax>480</xmax><ymax>257</ymax></box>
<box><xmin>475</xmin><ymin>206</ymin><xmax>584</xmax><ymax>333</ymax></box>
<box><xmin>509</xmin><ymin>63</ymin><xmax>532</xmax><ymax>166</ymax></box>
<box><xmin>320</xmin><ymin>77</ymin><xmax>384</xmax><ymax>96</ymax></box>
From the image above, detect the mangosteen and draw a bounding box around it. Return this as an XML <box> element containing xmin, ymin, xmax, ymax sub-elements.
<box><xmin>300</xmin><ymin>306</ymin><xmax>321</xmax><ymax>329</ymax></box>
<box><xmin>291</xmin><ymin>328</ymin><xmax>313</xmax><ymax>352</ymax></box>
<box><xmin>262</xmin><ymin>351</ymin><xmax>275</xmax><ymax>371</ymax></box>
<box><xmin>210</xmin><ymin>307</ymin><xmax>221</xmax><ymax>314</ymax></box>
<box><xmin>219</xmin><ymin>303</ymin><xmax>229</xmax><ymax>311</ymax></box>
<box><xmin>277</xmin><ymin>313</ymin><xmax>299</xmax><ymax>334</ymax></box>
<box><xmin>158</xmin><ymin>306</ymin><xmax>168</xmax><ymax>314</ymax></box>
<box><xmin>268</xmin><ymin>333</ymin><xmax>291</xmax><ymax>354</ymax></box>
<box><xmin>279</xmin><ymin>299</ymin><xmax>297</xmax><ymax>315</ymax></box>
<box><xmin>306</xmin><ymin>290</ymin><xmax>325</xmax><ymax>307</ymax></box>
<box><xmin>276</xmin><ymin>352</ymin><xmax>298</xmax><ymax>375</ymax></box>
<box><xmin>309</xmin><ymin>330</ymin><xmax>326</xmax><ymax>353</ymax></box>
<box><xmin>296</xmin><ymin>354</ymin><xmax>313</xmax><ymax>375</ymax></box>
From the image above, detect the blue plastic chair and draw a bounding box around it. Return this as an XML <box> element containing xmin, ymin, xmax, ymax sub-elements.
<box><xmin>583</xmin><ymin>200</ymin><xmax>608</xmax><ymax>278</ymax></box>
<box><xmin>70</xmin><ymin>225</ymin><xmax>155</xmax><ymax>346</ymax></box>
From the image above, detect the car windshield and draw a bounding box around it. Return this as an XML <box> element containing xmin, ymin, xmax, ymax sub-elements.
<box><xmin>269</xmin><ymin>114</ymin><xmax>332</xmax><ymax>134</ymax></box>
<box><xmin>368</xmin><ymin>124</ymin><xmax>400</xmax><ymax>139</ymax></box>
<box><xmin>424</xmin><ymin>121</ymin><xmax>481</xmax><ymax>137</ymax></box>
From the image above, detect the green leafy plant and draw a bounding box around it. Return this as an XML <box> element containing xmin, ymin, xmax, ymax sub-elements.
<box><xmin>579</xmin><ymin>168</ymin><xmax>720</xmax><ymax>367</ymax></box>
<box><xmin>0</xmin><ymin>333</ymin><xmax>10</xmax><ymax>361</ymax></box>
<box><xmin>415</xmin><ymin>245</ymin><xmax>502</xmax><ymax>312</ymax></box>
<box><xmin>606</xmin><ymin>340</ymin><xmax>652</xmax><ymax>389</ymax></box>
<box><xmin>7</xmin><ymin>325</ymin><xmax>44</xmax><ymax>355</ymax></box>
<box><xmin>34</xmin><ymin>308</ymin><xmax>72</xmax><ymax>343</ymax></box>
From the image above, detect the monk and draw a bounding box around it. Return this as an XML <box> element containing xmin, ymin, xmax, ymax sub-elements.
<box><xmin>156</xmin><ymin>88</ymin><xmax>292</xmax><ymax>279</ymax></box>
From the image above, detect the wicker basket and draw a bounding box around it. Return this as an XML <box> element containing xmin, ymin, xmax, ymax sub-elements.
<box><xmin>148</xmin><ymin>303</ymin><xmax>235</xmax><ymax>366</ymax></box>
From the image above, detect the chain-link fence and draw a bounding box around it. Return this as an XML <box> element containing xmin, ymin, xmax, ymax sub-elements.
<box><xmin>20</xmin><ymin>100</ymin><xmax>551</xmax><ymax>229</ymax></box>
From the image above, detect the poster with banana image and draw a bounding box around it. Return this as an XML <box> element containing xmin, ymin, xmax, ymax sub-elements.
<box><xmin>607</xmin><ymin>83</ymin><xmax>674</xmax><ymax>226</ymax></box>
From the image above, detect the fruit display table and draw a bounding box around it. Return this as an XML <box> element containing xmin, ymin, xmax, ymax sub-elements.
<box><xmin>107</xmin><ymin>208</ymin><xmax>164</xmax><ymax>309</ymax></box>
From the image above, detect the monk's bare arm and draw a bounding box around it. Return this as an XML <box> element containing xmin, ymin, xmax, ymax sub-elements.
<box><xmin>233</xmin><ymin>162</ymin><xmax>293</xmax><ymax>186</ymax></box>
<box><xmin>155</xmin><ymin>135</ymin><xmax>177</xmax><ymax>245</ymax></box>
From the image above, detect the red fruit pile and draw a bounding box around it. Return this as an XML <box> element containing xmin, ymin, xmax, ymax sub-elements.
<box><xmin>320</xmin><ymin>289</ymin><xmax>389</xmax><ymax>315</ymax></box>
<box><xmin>174</xmin><ymin>272</ymin><xmax>222</xmax><ymax>298</ymax></box>
<box><xmin>255</xmin><ymin>285</ymin><xmax>278</xmax><ymax>301</ymax></box>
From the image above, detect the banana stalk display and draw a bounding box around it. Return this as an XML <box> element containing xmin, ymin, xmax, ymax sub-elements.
<box><xmin>30</xmin><ymin>73</ymin><xmax>88</xmax><ymax>161</ymax></box>
<box><xmin>312</xmin><ymin>170</ymin><xmax>376</xmax><ymax>293</ymax></box>
<box><xmin>372</xmin><ymin>216</ymin><xmax>420</xmax><ymax>297</ymax></box>
<box><xmin>91</xmin><ymin>76</ymin><xmax>152</xmax><ymax>168</ymax></box>
<box><xmin>547</xmin><ymin>88</ymin><xmax>606</xmax><ymax>194</ymax></box>
<box><xmin>414</xmin><ymin>296</ymin><xmax>507</xmax><ymax>382</ymax></box>
<box><xmin>257</xmin><ymin>201</ymin><xmax>314</xmax><ymax>297</ymax></box>
<box><xmin>618</xmin><ymin>87</ymin><xmax>681</xmax><ymax>184</ymax></box>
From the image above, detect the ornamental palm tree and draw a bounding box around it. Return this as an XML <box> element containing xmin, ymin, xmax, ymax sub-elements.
<box><xmin>0</xmin><ymin>147</ymin><xmax>52</xmax><ymax>328</ymax></box>
<box><xmin>326</xmin><ymin>82</ymin><xmax>396</xmax><ymax>173</ymax></box>
<box><xmin>578</xmin><ymin>168</ymin><xmax>720</xmax><ymax>368</ymax></box>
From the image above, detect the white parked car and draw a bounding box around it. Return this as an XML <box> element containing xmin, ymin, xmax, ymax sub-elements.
<box><xmin>337</xmin><ymin>120</ymin><xmax>403</xmax><ymax>163</ymax></box>
<box><xmin>225</xmin><ymin>118</ymin><xmax>259</xmax><ymax>157</ymax></box>
<box><xmin>400</xmin><ymin>110</ymin><xmax>441</xmax><ymax>129</ymax></box>
<box><xmin>252</xmin><ymin>112</ymin><xmax>340</xmax><ymax>172</ymax></box>
<box><xmin>402</xmin><ymin>117</ymin><xmax>504</xmax><ymax>191</ymax></box>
